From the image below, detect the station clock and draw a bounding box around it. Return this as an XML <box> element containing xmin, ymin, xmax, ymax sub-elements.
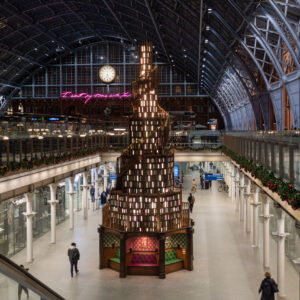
<box><xmin>99</xmin><ymin>65</ymin><xmax>116</xmax><ymax>83</ymax></box>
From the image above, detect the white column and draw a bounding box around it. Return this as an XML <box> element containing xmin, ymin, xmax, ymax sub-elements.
<box><xmin>67</xmin><ymin>177</ymin><xmax>75</xmax><ymax>230</ymax></box>
<box><xmin>82</xmin><ymin>171</ymin><xmax>88</xmax><ymax>220</ymax></box>
<box><xmin>230</xmin><ymin>165</ymin><xmax>235</xmax><ymax>200</ymax></box>
<box><xmin>273</xmin><ymin>207</ymin><xmax>289</xmax><ymax>298</ymax></box>
<box><xmin>234</xmin><ymin>169</ymin><xmax>240</xmax><ymax>212</ymax></box>
<box><xmin>48</xmin><ymin>183</ymin><xmax>59</xmax><ymax>244</ymax></box>
<box><xmin>103</xmin><ymin>167</ymin><xmax>108</xmax><ymax>192</ymax></box>
<box><xmin>250</xmin><ymin>185</ymin><xmax>261</xmax><ymax>247</ymax></box>
<box><xmin>23</xmin><ymin>192</ymin><xmax>36</xmax><ymax>262</ymax></box>
<box><xmin>244</xmin><ymin>178</ymin><xmax>252</xmax><ymax>233</ymax></box>
<box><xmin>228</xmin><ymin>164</ymin><xmax>233</xmax><ymax>197</ymax></box>
<box><xmin>260</xmin><ymin>195</ymin><xmax>272</xmax><ymax>268</ymax></box>
<box><xmin>238</xmin><ymin>172</ymin><xmax>245</xmax><ymax>222</ymax></box>
<box><xmin>95</xmin><ymin>169</ymin><xmax>100</xmax><ymax>209</ymax></box>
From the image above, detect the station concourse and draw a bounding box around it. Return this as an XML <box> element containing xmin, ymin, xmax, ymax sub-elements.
<box><xmin>0</xmin><ymin>1</ymin><xmax>300</xmax><ymax>300</ymax></box>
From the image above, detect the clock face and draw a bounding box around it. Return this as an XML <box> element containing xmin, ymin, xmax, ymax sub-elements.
<box><xmin>99</xmin><ymin>65</ymin><xmax>116</xmax><ymax>83</ymax></box>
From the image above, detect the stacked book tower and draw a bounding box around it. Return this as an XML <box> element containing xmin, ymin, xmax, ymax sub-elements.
<box><xmin>105</xmin><ymin>43</ymin><xmax>189</xmax><ymax>232</ymax></box>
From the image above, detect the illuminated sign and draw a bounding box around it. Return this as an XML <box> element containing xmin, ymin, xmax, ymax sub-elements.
<box><xmin>205</xmin><ymin>173</ymin><xmax>223</xmax><ymax>181</ymax></box>
<box><xmin>61</xmin><ymin>91</ymin><xmax>131</xmax><ymax>104</ymax></box>
<box><xmin>174</xmin><ymin>165</ymin><xmax>179</xmax><ymax>178</ymax></box>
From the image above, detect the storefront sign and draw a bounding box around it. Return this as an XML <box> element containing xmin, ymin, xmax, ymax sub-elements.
<box><xmin>205</xmin><ymin>173</ymin><xmax>223</xmax><ymax>181</ymax></box>
<box><xmin>12</xmin><ymin>198</ymin><xmax>26</xmax><ymax>206</ymax></box>
<box><xmin>61</xmin><ymin>91</ymin><xmax>131</xmax><ymax>104</ymax></box>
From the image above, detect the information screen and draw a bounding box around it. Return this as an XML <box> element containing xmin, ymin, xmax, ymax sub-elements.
<box><xmin>205</xmin><ymin>173</ymin><xmax>223</xmax><ymax>181</ymax></box>
<box><xmin>174</xmin><ymin>165</ymin><xmax>179</xmax><ymax>178</ymax></box>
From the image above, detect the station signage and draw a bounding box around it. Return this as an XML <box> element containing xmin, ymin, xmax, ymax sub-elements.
<box><xmin>109</xmin><ymin>173</ymin><xmax>117</xmax><ymax>180</ymax></box>
<box><xmin>205</xmin><ymin>173</ymin><xmax>223</xmax><ymax>181</ymax></box>
<box><xmin>174</xmin><ymin>165</ymin><xmax>179</xmax><ymax>178</ymax></box>
<box><xmin>61</xmin><ymin>91</ymin><xmax>131</xmax><ymax>104</ymax></box>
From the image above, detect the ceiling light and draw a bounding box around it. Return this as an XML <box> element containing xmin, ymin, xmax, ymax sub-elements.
<box><xmin>208</xmin><ymin>8</ymin><xmax>212</xmax><ymax>13</ymax></box>
<box><xmin>203</xmin><ymin>58</ymin><xmax>206</xmax><ymax>61</ymax></box>
<box><xmin>155</xmin><ymin>51</ymin><xmax>158</xmax><ymax>54</ymax></box>
<box><xmin>206</xmin><ymin>26</ymin><xmax>210</xmax><ymax>31</ymax></box>
<box><xmin>184</xmin><ymin>54</ymin><xmax>187</xmax><ymax>58</ymax></box>
<box><xmin>202</xmin><ymin>64</ymin><xmax>205</xmax><ymax>67</ymax></box>
<box><xmin>204</xmin><ymin>39</ymin><xmax>209</xmax><ymax>43</ymax></box>
<box><xmin>204</xmin><ymin>50</ymin><xmax>207</xmax><ymax>53</ymax></box>
<box><xmin>183</xmin><ymin>49</ymin><xmax>186</xmax><ymax>52</ymax></box>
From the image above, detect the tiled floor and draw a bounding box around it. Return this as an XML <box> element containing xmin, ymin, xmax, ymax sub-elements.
<box><xmin>10</xmin><ymin>170</ymin><xmax>299</xmax><ymax>300</ymax></box>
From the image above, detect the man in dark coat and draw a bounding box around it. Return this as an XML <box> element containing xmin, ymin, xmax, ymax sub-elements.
<box><xmin>100</xmin><ymin>191</ymin><xmax>107</xmax><ymax>205</ymax></box>
<box><xmin>188</xmin><ymin>193</ymin><xmax>195</xmax><ymax>213</ymax></box>
<box><xmin>259</xmin><ymin>272</ymin><xmax>278</xmax><ymax>300</ymax></box>
<box><xmin>68</xmin><ymin>242</ymin><xmax>80</xmax><ymax>277</ymax></box>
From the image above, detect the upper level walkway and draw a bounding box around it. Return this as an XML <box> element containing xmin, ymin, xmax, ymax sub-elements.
<box><xmin>0</xmin><ymin>150</ymin><xmax>229</xmax><ymax>202</ymax></box>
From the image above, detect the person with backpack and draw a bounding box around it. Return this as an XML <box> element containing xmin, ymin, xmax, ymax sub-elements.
<box><xmin>187</xmin><ymin>193</ymin><xmax>195</xmax><ymax>213</ymax></box>
<box><xmin>100</xmin><ymin>190</ymin><xmax>107</xmax><ymax>205</ymax></box>
<box><xmin>68</xmin><ymin>242</ymin><xmax>80</xmax><ymax>277</ymax></box>
<box><xmin>258</xmin><ymin>272</ymin><xmax>278</xmax><ymax>300</ymax></box>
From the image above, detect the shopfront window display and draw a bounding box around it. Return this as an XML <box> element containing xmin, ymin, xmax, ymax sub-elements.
<box><xmin>0</xmin><ymin>196</ymin><xmax>26</xmax><ymax>257</ymax></box>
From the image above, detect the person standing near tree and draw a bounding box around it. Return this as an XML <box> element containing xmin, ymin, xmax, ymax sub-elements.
<box><xmin>258</xmin><ymin>272</ymin><xmax>278</xmax><ymax>300</ymax></box>
<box><xmin>68</xmin><ymin>242</ymin><xmax>80</xmax><ymax>277</ymax></box>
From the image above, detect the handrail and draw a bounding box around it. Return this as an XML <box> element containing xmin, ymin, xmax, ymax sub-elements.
<box><xmin>0</xmin><ymin>254</ymin><xmax>65</xmax><ymax>300</ymax></box>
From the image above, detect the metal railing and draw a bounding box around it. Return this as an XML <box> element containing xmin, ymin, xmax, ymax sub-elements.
<box><xmin>0</xmin><ymin>254</ymin><xmax>64</xmax><ymax>300</ymax></box>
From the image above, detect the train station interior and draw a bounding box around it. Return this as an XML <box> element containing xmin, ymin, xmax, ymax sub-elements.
<box><xmin>0</xmin><ymin>1</ymin><xmax>300</xmax><ymax>299</ymax></box>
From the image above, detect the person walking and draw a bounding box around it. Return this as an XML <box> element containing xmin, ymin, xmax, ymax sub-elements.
<box><xmin>200</xmin><ymin>175</ymin><xmax>204</xmax><ymax>189</ymax></box>
<box><xmin>18</xmin><ymin>265</ymin><xmax>29</xmax><ymax>300</ymax></box>
<box><xmin>90</xmin><ymin>185</ymin><xmax>95</xmax><ymax>210</ymax></box>
<box><xmin>68</xmin><ymin>242</ymin><xmax>80</xmax><ymax>277</ymax></box>
<box><xmin>258</xmin><ymin>272</ymin><xmax>278</xmax><ymax>300</ymax></box>
<box><xmin>188</xmin><ymin>193</ymin><xmax>195</xmax><ymax>213</ymax></box>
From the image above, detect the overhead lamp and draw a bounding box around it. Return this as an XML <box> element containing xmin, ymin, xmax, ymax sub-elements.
<box><xmin>155</xmin><ymin>51</ymin><xmax>158</xmax><ymax>54</ymax></box>
<box><xmin>204</xmin><ymin>50</ymin><xmax>207</xmax><ymax>53</ymax></box>
<box><xmin>204</xmin><ymin>39</ymin><xmax>209</xmax><ymax>43</ymax></box>
<box><xmin>184</xmin><ymin>54</ymin><xmax>187</xmax><ymax>58</ymax></box>
<box><xmin>202</xmin><ymin>64</ymin><xmax>205</xmax><ymax>67</ymax></box>
<box><xmin>208</xmin><ymin>8</ymin><xmax>213</xmax><ymax>13</ymax></box>
<box><xmin>114</xmin><ymin>128</ymin><xmax>126</xmax><ymax>131</ymax></box>
<box><xmin>169</xmin><ymin>55</ymin><xmax>172</xmax><ymax>58</ymax></box>
<box><xmin>2</xmin><ymin>136</ymin><xmax>9</xmax><ymax>140</ymax></box>
<box><xmin>203</xmin><ymin>58</ymin><xmax>206</xmax><ymax>61</ymax></box>
<box><xmin>183</xmin><ymin>49</ymin><xmax>186</xmax><ymax>52</ymax></box>
<box><xmin>206</xmin><ymin>26</ymin><xmax>210</xmax><ymax>31</ymax></box>
<box><xmin>100</xmin><ymin>56</ymin><xmax>104</xmax><ymax>60</ymax></box>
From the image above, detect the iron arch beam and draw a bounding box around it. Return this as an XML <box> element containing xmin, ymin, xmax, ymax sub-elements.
<box><xmin>208</xmin><ymin>26</ymin><xmax>258</xmax><ymax>91</ymax></box>
<box><xmin>102</xmin><ymin>0</ymin><xmax>134</xmax><ymax>44</ymax></box>
<box><xmin>266</xmin><ymin>0</ymin><xmax>300</xmax><ymax>54</ymax></box>
<box><xmin>206</xmin><ymin>41</ymin><xmax>255</xmax><ymax>100</ymax></box>
<box><xmin>225</xmin><ymin>0</ymin><xmax>285</xmax><ymax>78</ymax></box>
<box><xmin>212</xmin><ymin>10</ymin><xmax>270</xmax><ymax>88</ymax></box>
<box><xmin>144</xmin><ymin>0</ymin><xmax>171</xmax><ymax>63</ymax></box>
<box><xmin>260</xmin><ymin>5</ymin><xmax>300</xmax><ymax>68</ymax></box>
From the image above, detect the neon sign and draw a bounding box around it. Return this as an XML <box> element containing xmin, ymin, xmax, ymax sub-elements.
<box><xmin>61</xmin><ymin>91</ymin><xmax>131</xmax><ymax>104</ymax></box>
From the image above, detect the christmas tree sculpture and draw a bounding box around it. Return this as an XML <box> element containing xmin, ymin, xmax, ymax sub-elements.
<box><xmin>99</xmin><ymin>43</ymin><xmax>193</xmax><ymax>278</ymax></box>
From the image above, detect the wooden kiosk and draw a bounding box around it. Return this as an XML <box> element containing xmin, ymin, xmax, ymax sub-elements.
<box><xmin>98</xmin><ymin>43</ymin><xmax>194</xmax><ymax>278</ymax></box>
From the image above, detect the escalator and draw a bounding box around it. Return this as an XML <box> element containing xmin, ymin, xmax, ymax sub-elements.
<box><xmin>0</xmin><ymin>254</ymin><xmax>64</xmax><ymax>300</ymax></box>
